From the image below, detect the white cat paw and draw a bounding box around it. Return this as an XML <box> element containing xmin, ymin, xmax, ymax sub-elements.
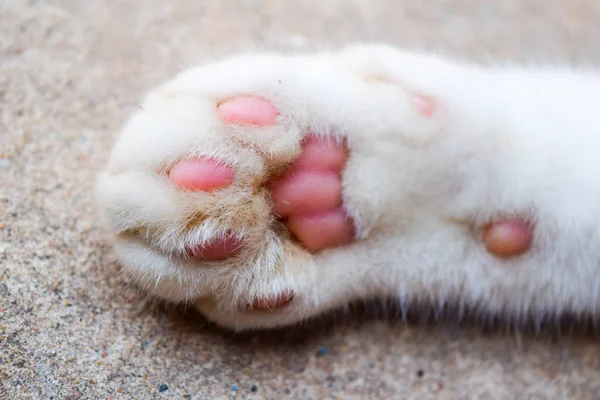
<box><xmin>97</xmin><ymin>47</ymin><xmax>566</xmax><ymax>331</ymax></box>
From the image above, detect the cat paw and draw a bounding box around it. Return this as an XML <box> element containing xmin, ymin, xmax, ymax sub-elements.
<box><xmin>97</xmin><ymin>48</ymin><xmax>538</xmax><ymax>330</ymax></box>
<box><xmin>96</xmin><ymin>52</ymin><xmax>366</xmax><ymax>329</ymax></box>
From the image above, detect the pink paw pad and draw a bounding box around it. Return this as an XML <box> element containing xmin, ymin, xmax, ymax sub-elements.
<box><xmin>185</xmin><ymin>236</ymin><xmax>242</xmax><ymax>261</ymax></box>
<box><xmin>247</xmin><ymin>291</ymin><xmax>295</xmax><ymax>311</ymax></box>
<box><xmin>271</xmin><ymin>135</ymin><xmax>354</xmax><ymax>251</ymax></box>
<box><xmin>218</xmin><ymin>96</ymin><xmax>280</xmax><ymax>126</ymax></box>
<box><xmin>483</xmin><ymin>220</ymin><xmax>532</xmax><ymax>258</ymax></box>
<box><xmin>169</xmin><ymin>158</ymin><xmax>234</xmax><ymax>192</ymax></box>
<box><xmin>414</xmin><ymin>94</ymin><xmax>436</xmax><ymax>117</ymax></box>
<box><xmin>271</xmin><ymin>171</ymin><xmax>342</xmax><ymax>217</ymax></box>
<box><xmin>287</xmin><ymin>210</ymin><xmax>354</xmax><ymax>251</ymax></box>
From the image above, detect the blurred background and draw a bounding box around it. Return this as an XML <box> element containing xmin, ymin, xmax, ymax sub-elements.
<box><xmin>2</xmin><ymin>1</ymin><xmax>600</xmax><ymax>398</ymax></box>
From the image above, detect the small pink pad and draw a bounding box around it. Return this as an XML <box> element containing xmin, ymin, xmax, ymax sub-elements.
<box><xmin>249</xmin><ymin>290</ymin><xmax>295</xmax><ymax>311</ymax></box>
<box><xmin>185</xmin><ymin>236</ymin><xmax>242</xmax><ymax>261</ymax></box>
<box><xmin>287</xmin><ymin>210</ymin><xmax>354</xmax><ymax>251</ymax></box>
<box><xmin>218</xmin><ymin>96</ymin><xmax>280</xmax><ymax>126</ymax></box>
<box><xmin>414</xmin><ymin>94</ymin><xmax>436</xmax><ymax>117</ymax></box>
<box><xmin>483</xmin><ymin>220</ymin><xmax>532</xmax><ymax>258</ymax></box>
<box><xmin>272</xmin><ymin>171</ymin><xmax>342</xmax><ymax>217</ymax></box>
<box><xmin>293</xmin><ymin>136</ymin><xmax>348</xmax><ymax>171</ymax></box>
<box><xmin>169</xmin><ymin>158</ymin><xmax>234</xmax><ymax>191</ymax></box>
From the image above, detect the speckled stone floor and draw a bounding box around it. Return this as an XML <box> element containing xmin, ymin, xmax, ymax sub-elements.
<box><xmin>3</xmin><ymin>0</ymin><xmax>600</xmax><ymax>398</ymax></box>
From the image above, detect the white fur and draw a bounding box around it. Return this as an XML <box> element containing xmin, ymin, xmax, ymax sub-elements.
<box><xmin>96</xmin><ymin>43</ymin><xmax>600</xmax><ymax>331</ymax></box>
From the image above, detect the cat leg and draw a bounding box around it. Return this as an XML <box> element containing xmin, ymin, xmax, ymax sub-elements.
<box><xmin>97</xmin><ymin>45</ymin><xmax>598</xmax><ymax>331</ymax></box>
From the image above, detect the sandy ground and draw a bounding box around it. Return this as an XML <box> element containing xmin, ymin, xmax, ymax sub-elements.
<box><xmin>3</xmin><ymin>0</ymin><xmax>600</xmax><ymax>398</ymax></box>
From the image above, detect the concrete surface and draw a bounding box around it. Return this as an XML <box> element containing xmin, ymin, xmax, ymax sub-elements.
<box><xmin>3</xmin><ymin>0</ymin><xmax>600</xmax><ymax>398</ymax></box>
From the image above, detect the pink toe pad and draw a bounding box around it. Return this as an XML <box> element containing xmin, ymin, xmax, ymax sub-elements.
<box><xmin>169</xmin><ymin>158</ymin><xmax>234</xmax><ymax>192</ymax></box>
<box><xmin>218</xmin><ymin>96</ymin><xmax>279</xmax><ymax>126</ymax></box>
<box><xmin>248</xmin><ymin>291</ymin><xmax>295</xmax><ymax>311</ymax></box>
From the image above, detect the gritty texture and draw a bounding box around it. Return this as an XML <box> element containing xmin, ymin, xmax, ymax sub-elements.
<box><xmin>2</xmin><ymin>0</ymin><xmax>600</xmax><ymax>399</ymax></box>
